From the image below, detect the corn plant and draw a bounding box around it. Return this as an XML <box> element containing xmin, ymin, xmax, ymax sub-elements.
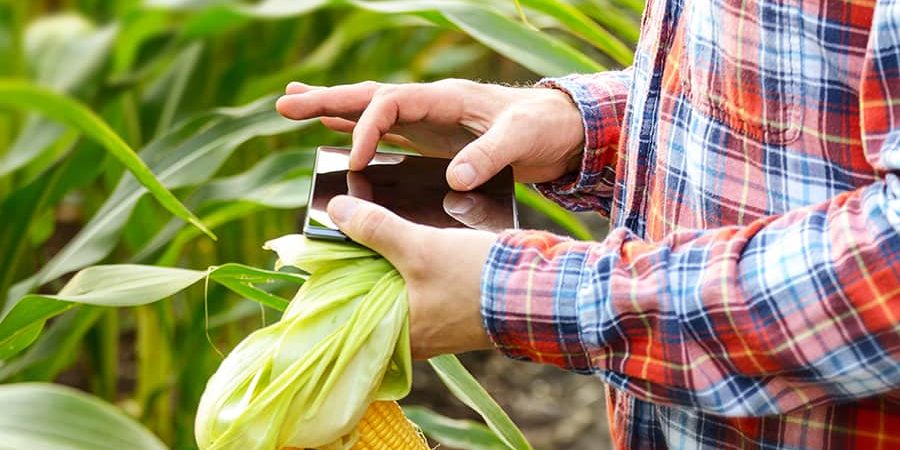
<box><xmin>0</xmin><ymin>1</ymin><xmax>638</xmax><ymax>448</ymax></box>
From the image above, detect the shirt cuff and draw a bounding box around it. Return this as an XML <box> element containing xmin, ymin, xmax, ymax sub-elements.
<box><xmin>480</xmin><ymin>229</ymin><xmax>596</xmax><ymax>374</ymax></box>
<box><xmin>533</xmin><ymin>72</ymin><xmax>631</xmax><ymax>214</ymax></box>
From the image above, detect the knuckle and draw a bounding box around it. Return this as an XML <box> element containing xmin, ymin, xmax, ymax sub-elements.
<box><xmin>400</xmin><ymin>231</ymin><xmax>432</xmax><ymax>280</ymax></box>
<box><xmin>434</xmin><ymin>78</ymin><xmax>469</xmax><ymax>89</ymax></box>
<box><xmin>504</xmin><ymin>106</ymin><xmax>536</xmax><ymax>124</ymax></box>
<box><xmin>374</xmin><ymin>84</ymin><xmax>400</xmax><ymax>98</ymax></box>
<box><xmin>354</xmin><ymin>207</ymin><xmax>389</xmax><ymax>243</ymax></box>
<box><xmin>358</xmin><ymin>80</ymin><xmax>379</xmax><ymax>90</ymax></box>
<box><xmin>469</xmin><ymin>139</ymin><xmax>499</xmax><ymax>169</ymax></box>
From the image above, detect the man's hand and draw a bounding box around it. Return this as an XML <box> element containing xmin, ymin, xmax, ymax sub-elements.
<box><xmin>327</xmin><ymin>194</ymin><xmax>496</xmax><ymax>359</ymax></box>
<box><xmin>276</xmin><ymin>79</ymin><xmax>584</xmax><ymax>190</ymax></box>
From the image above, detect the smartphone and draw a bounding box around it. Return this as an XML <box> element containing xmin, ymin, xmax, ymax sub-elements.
<box><xmin>304</xmin><ymin>146</ymin><xmax>518</xmax><ymax>241</ymax></box>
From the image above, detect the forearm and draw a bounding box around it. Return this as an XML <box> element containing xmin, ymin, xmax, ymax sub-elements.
<box><xmin>481</xmin><ymin>179</ymin><xmax>900</xmax><ymax>416</ymax></box>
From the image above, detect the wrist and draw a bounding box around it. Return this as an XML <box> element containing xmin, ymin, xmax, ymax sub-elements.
<box><xmin>545</xmin><ymin>87</ymin><xmax>586</xmax><ymax>172</ymax></box>
<box><xmin>407</xmin><ymin>228</ymin><xmax>497</xmax><ymax>358</ymax></box>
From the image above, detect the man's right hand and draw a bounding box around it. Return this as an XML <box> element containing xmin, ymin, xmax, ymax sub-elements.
<box><xmin>275</xmin><ymin>79</ymin><xmax>585</xmax><ymax>190</ymax></box>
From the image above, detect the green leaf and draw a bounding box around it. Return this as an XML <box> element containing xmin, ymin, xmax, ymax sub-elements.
<box><xmin>0</xmin><ymin>307</ymin><xmax>104</xmax><ymax>381</ymax></box>
<box><xmin>518</xmin><ymin>0</ymin><xmax>633</xmax><ymax>65</ymax></box>
<box><xmin>23</xmin><ymin>14</ymin><xmax>118</xmax><ymax>92</ymax></box>
<box><xmin>192</xmin><ymin>148</ymin><xmax>314</xmax><ymax>208</ymax></box>
<box><xmin>236</xmin><ymin>11</ymin><xmax>420</xmax><ymax>103</ymax></box>
<box><xmin>428</xmin><ymin>354</ymin><xmax>533</xmax><ymax>450</ymax></box>
<box><xmin>0</xmin><ymin>383</ymin><xmax>167</xmax><ymax>450</ymax></box>
<box><xmin>142</xmin><ymin>42</ymin><xmax>204</xmax><ymax>138</ymax></box>
<box><xmin>0</xmin><ymin>263</ymin><xmax>303</xmax><ymax>360</ymax></box>
<box><xmin>0</xmin><ymin>14</ymin><xmax>117</xmax><ymax>178</ymax></box>
<box><xmin>350</xmin><ymin>1</ymin><xmax>604</xmax><ymax>76</ymax></box>
<box><xmin>148</xmin><ymin>0</ymin><xmax>602</xmax><ymax>76</ymax></box>
<box><xmin>577</xmin><ymin>0</ymin><xmax>642</xmax><ymax>44</ymax></box>
<box><xmin>0</xmin><ymin>80</ymin><xmax>214</xmax><ymax>239</ymax></box>
<box><xmin>0</xmin><ymin>265</ymin><xmax>207</xmax><ymax>360</ymax></box>
<box><xmin>405</xmin><ymin>406</ymin><xmax>510</xmax><ymax>450</ymax></box>
<box><xmin>515</xmin><ymin>183</ymin><xmax>594</xmax><ymax>240</ymax></box>
<box><xmin>4</xmin><ymin>98</ymin><xmax>308</xmax><ymax>305</ymax></box>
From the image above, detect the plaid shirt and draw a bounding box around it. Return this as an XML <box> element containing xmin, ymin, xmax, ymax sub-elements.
<box><xmin>480</xmin><ymin>0</ymin><xmax>900</xmax><ymax>447</ymax></box>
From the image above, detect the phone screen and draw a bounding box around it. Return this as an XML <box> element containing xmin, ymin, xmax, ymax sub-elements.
<box><xmin>304</xmin><ymin>146</ymin><xmax>517</xmax><ymax>240</ymax></box>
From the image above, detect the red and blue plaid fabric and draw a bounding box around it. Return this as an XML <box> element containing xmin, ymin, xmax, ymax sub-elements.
<box><xmin>480</xmin><ymin>0</ymin><xmax>900</xmax><ymax>447</ymax></box>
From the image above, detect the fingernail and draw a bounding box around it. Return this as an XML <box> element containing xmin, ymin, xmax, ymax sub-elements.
<box><xmin>287</xmin><ymin>81</ymin><xmax>305</xmax><ymax>90</ymax></box>
<box><xmin>329</xmin><ymin>196</ymin><xmax>358</xmax><ymax>225</ymax></box>
<box><xmin>453</xmin><ymin>163</ymin><xmax>476</xmax><ymax>187</ymax></box>
<box><xmin>445</xmin><ymin>195</ymin><xmax>475</xmax><ymax>215</ymax></box>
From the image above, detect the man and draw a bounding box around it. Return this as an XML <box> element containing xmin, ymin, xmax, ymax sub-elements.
<box><xmin>275</xmin><ymin>0</ymin><xmax>900</xmax><ymax>446</ymax></box>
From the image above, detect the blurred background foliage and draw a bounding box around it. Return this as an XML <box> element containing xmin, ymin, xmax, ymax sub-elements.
<box><xmin>0</xmin><ymin>0</ymin><xmax>639</xmax><ymax>449</ymax></box>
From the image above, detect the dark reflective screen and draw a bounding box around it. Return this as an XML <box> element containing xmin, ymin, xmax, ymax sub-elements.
<box><xmin>305</xmin><ymin>146</ymin><xmax>516</xmax><ymax>240</ymax></box>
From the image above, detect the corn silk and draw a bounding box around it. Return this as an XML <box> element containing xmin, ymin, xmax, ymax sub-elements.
<box><xmin>195</xmin><ymin>235</ymin><xmax>413</xmax><ymax>450</ymax></box>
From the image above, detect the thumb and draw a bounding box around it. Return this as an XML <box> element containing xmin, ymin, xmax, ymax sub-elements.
<box><xmin>446</xmin><ymin>115</ymin><xmax>519</xmax><ymax>191</ymax></box>
<box><xmin>326</xmin><ymin>195</ymin><xmax>414</xmax><ymax>263</ymax></box>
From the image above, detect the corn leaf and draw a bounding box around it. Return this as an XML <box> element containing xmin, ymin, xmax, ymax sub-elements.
<box><xmin>0</xmin><ymin>80</ymin><xmax>214</xmax><ymax>240</ymax></box>
<box><xmin>4</xmin><ymin>98</ymin><xmax>308</xmax><ymax>305</ymax></box>
<box><xmin>0</xmin><ymin>15</ymin><xmax>117</xmax><ymax>179</ymax></box>
<box><xmin>0</xmin><ymin>383</ymin><xmax>167</xmax><ymax>450</ymax></box>
<box><xmin>350</xmin><ymin>0</ymin><xmax>604</xmax><ymax>76</ymax></box>
<box><xmin>24</xmin><ymin>14</ymin><xmax>117</xmax><ymax>92</ymax></box>
<box><xmin>518</xmin><ymin>0</ymin><xmax>633</xmax><ymax>65</ymax></box>
<box><xmin>133</xmin><ymin>149</ymin><xmax>315</xmax><ymax>264</ymax></box>
<box><xmin>142</xmin><ymin>42</ymin><xmax>204</xmax><ymax>138</ymax></box>
<box><xmin>148</xmin><ymin>0</ymin><xmax>603</xmax><ymax>76</ymax></box>
<box><xmin>429</xmin><ymin>354</ymin><xmax>534</xmax><ymax>450</ymax></box>
<box><xmin>515</xmin><ymin>183</ymin><xmax>594</xmax><ymax>240</ymax></box>
<box><xmin>0</xmin><ymin>264</ymin><xmax>304</xmax><ymax>360</ymax></box>
<box><xmin>404</xmin><ymin>406</ymin><xmax>510</xmax><ymax>450</ymax></box>
<box><xmin>0</xmin><ymin>145</ymin><xmax>107</xmax><ymax>303</ymax></box>
<box><xmin>0</xmin><ymin>307</ymin><xmax>104</xmax><ymax>382</ymax></box>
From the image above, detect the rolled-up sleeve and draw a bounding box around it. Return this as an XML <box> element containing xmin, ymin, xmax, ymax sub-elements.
<box><xmin>534</xmin><ymin>69</ymin><xmax>632</xmax><ymax>216</ymax></box>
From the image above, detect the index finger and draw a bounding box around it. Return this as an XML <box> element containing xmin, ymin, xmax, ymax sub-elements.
<box><xmin>275</xmin><ymin>81</ymin><xmax>383</xmax><ymax>121</ymax></box>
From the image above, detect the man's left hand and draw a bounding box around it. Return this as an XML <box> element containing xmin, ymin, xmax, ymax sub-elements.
<box><xmin>327</xmin><ymin>195</ymin><xmax>497</xmax><ymax>359</ymax></box>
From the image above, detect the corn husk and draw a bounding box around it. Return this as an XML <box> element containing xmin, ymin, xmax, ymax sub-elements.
<box><xmin>195</xmin><ymin>235</ymin><xmax>413</xmax><ymax>450</ymax></box>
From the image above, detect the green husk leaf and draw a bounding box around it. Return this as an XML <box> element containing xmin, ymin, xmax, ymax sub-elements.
<box><xmin>196</xmin><ymin>236</ymin><xmax>410</xmax><ymax>450</ymax></box>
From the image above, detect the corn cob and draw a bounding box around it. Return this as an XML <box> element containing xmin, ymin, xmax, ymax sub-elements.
<box><xmin>352</xmin><ymin>401</ymin><xmax>428</xmax><ymax>450</ymax></box>
<box><xmin>282</xmin><ymin>401</ymin><xmax>427</xmax><ymax>450</ymax></box>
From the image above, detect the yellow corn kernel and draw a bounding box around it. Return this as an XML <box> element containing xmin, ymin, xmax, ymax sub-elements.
<box><xmin>352</xmin><ymin>401</ymin><xmax>429</xmax><ymax>450</ymax></box>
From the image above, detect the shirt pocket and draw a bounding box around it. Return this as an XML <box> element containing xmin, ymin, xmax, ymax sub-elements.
<box><xmin>680</xmin><ymin>0</ymin><xmax>804</xmax><ymax>144</ymax></box>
